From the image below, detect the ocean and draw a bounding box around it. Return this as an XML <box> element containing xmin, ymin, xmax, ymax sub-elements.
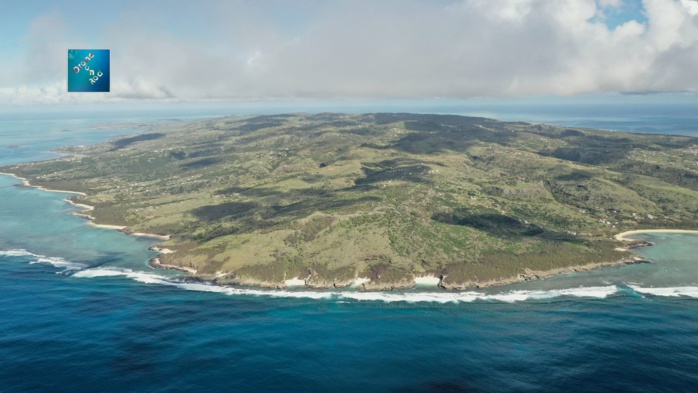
<box><xmin>0</xmin><ymin>104</ymin><xmax>697</xmax><ymax>392</ymax></box>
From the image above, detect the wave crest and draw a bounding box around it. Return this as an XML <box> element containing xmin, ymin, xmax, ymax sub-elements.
<box><xmin>73</xmin><ymin>267</ymin><xmax>620</xmax><ymax>303</ymax></box>
<box><xmin>12</xmin><ymin>257</ymin><xmax>698</xmax><ymax>302</ymax></box>
<box><xmin>629</xmin><ymin>285</ymin><xmax>698</xmax><ymax>298</ymax></box>
<box><xmin>0</xmin><ymin>249</ymin><xmax>87</xmax><ymax>271</ymax></box>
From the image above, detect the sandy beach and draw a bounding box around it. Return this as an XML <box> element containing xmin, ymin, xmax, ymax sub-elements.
<box><xmin>130</xmin><ymin>232</ymin><xmax>171</xmax><ymax>241</ymax></box>
<box><xmin>87</xmin><ymin>222</ymin><xmax>127</xmax><ymax>230</ymax></box>
<box><xmin>63</xmin><ymin>198</ymin><xmax>95</xmax><ymax>211</ymax></box>
<box><xmin>0</xmin><ymin>172</ymin><xmax>30</xmax><ymax>187</ymax></box>
<box><xmin>0</xmin><ymin>172</ymin><xmax>87</xmax><ymax>195</ymax></box>
<box><xmin>615</xmin><ymin>229</ymin><xmax>698</xmax><ymax>241</ymax></box>
<box><xmin>0</xmin><ymin>172</ymin><xmax>88</xmax><ymax>196</ymax></box>
<box><xmin>87</xmin><ymin>224</ymin><xmax>171</xmax><ymax>241</ymax></box>
<box><xmin>34</xmin><ymin>186</ymin><xmax>87</xmax><ymax>196</ymax></box>
<box><xmin>1</xmin><ymin>172</ymin><xmax>173</xmax><ymax>242</ymax></box>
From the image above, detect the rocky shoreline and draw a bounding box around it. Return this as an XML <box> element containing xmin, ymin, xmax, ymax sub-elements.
<box><xmin>148</xmin><ymin>255</ymin><xmax>197</xmax><ymax>274</ymax></box>
<box><xmin>151</xmin><ymin>254</ymin><xmax>650</xmax><ymax>292</ymax></box>
<box><xmin>147</xmin><ymin>234</ymin><xmax>654</xmax><ymax>292</ymax></box>
<box><xmin>615</xmin><ymin>240</ymin><xmax>653</xmax><ymax>252</ymax></box>
<box><xmin>438</xmin><ymin>255</ymin><xmax>649</xmax><ymax>290</ymax></box>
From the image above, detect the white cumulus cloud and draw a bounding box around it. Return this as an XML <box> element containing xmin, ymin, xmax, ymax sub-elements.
<box><xmin>1</xmin><ymin>0</ymin><xmax>698</xmax><ymax>105</ymax></box>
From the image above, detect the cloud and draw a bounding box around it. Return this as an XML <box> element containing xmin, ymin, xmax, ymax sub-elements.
<box><xmin>1</xmin><ymin>0</ymin><xmax>698</xmax><ymax>105</ymax></box>
<box><xmin>681</xmin><ymin>0</ymin><xmax>698</xmax><ymax>14</ymax></box>
<box><xmin>598</xmin><ymin>0</ymin><xmax>625</xmax><ymax>7</ymax></box>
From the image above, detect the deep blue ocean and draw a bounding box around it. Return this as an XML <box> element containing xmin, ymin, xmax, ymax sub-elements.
<box><xmin>1</xmin><ymin>103</ymin><xmax>697</xmax><ymax>392</ymax></box>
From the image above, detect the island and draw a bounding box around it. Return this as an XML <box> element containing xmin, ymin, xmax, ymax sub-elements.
<box><xmin>2</xmin><ymin>113</ymin><xmax>697</xmax><ymax>290</ymax></box>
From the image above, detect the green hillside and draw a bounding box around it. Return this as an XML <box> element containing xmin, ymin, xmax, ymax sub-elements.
<box><xmin>5</xmin><ymin>113</ymin><xmax>697</xmax><ymax>289</ymax></box>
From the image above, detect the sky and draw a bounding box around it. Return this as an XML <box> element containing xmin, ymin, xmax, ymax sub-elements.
<box><xmin>1</xmin><ymin>0</ymin><xmax>698</xmax><ymax>107</ymax></box>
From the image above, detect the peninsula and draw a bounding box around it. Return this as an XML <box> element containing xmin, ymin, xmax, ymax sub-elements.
<box><xmin>3</xmin><ymin>113</ymin><xmax>697</xmax><ymax>290</ymax></box>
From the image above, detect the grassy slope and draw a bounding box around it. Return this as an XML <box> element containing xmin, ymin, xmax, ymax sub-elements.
<box><xmin>4</xmin><ymin>113</ymin><xmax>698</xmax><ymax>288</ymax></box>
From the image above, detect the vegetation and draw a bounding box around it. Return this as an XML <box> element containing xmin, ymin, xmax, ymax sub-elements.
<box><xmin>4</xmin><ymin>113</ymin><xmax>697</xmax><ymax>289</ymax></box>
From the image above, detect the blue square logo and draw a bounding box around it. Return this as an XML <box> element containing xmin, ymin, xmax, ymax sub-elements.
<box><xmin>68</xmin><ymin>49</ymin><xmax>110</xmax><ymax>92</ymax></box>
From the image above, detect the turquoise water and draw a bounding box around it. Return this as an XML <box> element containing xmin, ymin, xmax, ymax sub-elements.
<box><xmin>0</xmin><ymin>109</ymin><xmax>236</xmax><ymax>166</ymax></box>
<box><xmin>0</xmin><ymin>109</ymin><xmax>697</xmax><ymax>392</ymax></box>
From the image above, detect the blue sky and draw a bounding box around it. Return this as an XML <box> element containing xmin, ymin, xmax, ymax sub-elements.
<box><xmin>594</xmin><ymin>0</ymin><xmax>648</xmax><ymax>28</ymax></box>
<box><xmin>1</xmin><ymin>0</ymin><xmax>697</xmax><ymax>106</ymax></box>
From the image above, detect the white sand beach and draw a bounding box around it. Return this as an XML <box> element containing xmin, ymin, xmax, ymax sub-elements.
<box><xmin>63</xmin><ymin>198</ymin><xmax>94</xmax><ymax>211</ymax></box>
<box><xmin>87</xmin><ymin>222</ymin><xmax>127</xmax><ymax>230</ymax></box>
<box><xmin>0</xmin><ymin>172</ymin><xmax>87</xmax><ymax>195</ymax></box>
<box><xmin>615</xmin><ymin>229</ymin><xmax>698</xmax><ymax>241</ymax></box>
<box><xmin>131</xmin><ymin>232</ymin><xmax>171</xmax><ymax>241</ymax></box>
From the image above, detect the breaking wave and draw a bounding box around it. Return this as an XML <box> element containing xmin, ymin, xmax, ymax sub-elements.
<box><xmin>6</xmin><ymin>253</ymin><xmax>697</xmax><ymax>302</ymax></box>
<box><xmin>628</xmin><ymin>285</ymin><xmax>698</xmax><ymax>298</ymax></box>
<box><xmin>73</xmin><ymin>267</ymin><xmax>621</xmax><ymax>303</ymax></box>
<box><xmin>0</xmin><ymin>249</ymin><xmax>87</xmax><ymax>272</ymax></box>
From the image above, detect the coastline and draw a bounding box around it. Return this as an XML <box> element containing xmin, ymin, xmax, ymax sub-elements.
<box><xmin>0</xmin><ymin>172</ymin><xmax>87</xmax><ymax>196</ymax></box>
<box><xmin>438</xmin><ymin>255</ymin><xmax>649</xmax><ymax>291</ymax></box>
<box><xmin>615</xmin><ymin>229</ymin><xmax>698</xmax><ymax>241</ymax></box>
<box><xmin>0</xmin><ymin>172</ymin><xmax>30</xmax><ymax>187</ymax></box>
<box><xmin>88</xmin><ymin>222</ymin><xmax>127</xmax><ymax>230</ymax></box>
<box><xmin>131</xmin><ymin>232</ymin><xmax>170</xmax><ymax>241</ymax></box>
<box><xmin>0</xmin><ymin>171</ymin><xmax>686</xmax><ymax>292</ymax></box>
<box><xmin>64</xmin><ymin>198</ymin><xmax>94</xmax><ymax>211</ymax></box>
<box><xmin>0</xmin><ymin>171</ymin><xmax>171</xmax><ymax>243</ymax></box>
<box><xmin>185</xmin><ymin>255</ymin><xmax>649</xmax><ymax>291</ymax></box>
<box><xmin>149</xmin><ymin>257</ymin><xmax>197</xmax><ymax>274</ymax></box>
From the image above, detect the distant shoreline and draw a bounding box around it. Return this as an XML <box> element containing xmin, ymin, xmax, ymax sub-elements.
<box><xmin>615</xmin><ymin>229</ymin><xmax>698</xmax><ymax>241</ymax></box>
<box><xmin>0</xmin><ymin>171</ymin><xmax>171</xmax><ymax>242</ymax></box>
<box><xmin>0</xmin><ymin>172</ymin><xmax>87</xmax><ymax>196</ymax></box>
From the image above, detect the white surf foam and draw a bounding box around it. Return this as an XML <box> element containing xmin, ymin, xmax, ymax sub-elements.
<box><xmin>0</xmin><ymin>249</ymin><xmax>37</xmax><ymax>258</ymax></box>
<box><xmin>73</xmin><ymin>268</ymin><xmax>169</xmax><ymax>283</ymax></box>
<box><xmin>73</xmin><ymin>268</ymin><xmax>336</xmax><ymax>299</ymax></box>
<box><xmin>11</xmin><ymin>251</ymin><xmax>698</xmax><ymax>302</ymax></box>
<box><xmin>31</xmin><ymin>257</ymin><xmax>87</xmax><ymax>271</ymax></box>
<box><xmin>73</xmin><ymin>267</ymin><xmax>620</xmax><ymax>303</ymax></box>
<box><xmin>629</xmin><ymin>285</ymin><xmax>698</xmax><ymax>298</ymax></box>
<box><xmin>0</xmin><ymin>249</ymin><xmax>87</xmax><ymax>271</ymax></box>
<box><xmin>339</xmin><ymin>286</ymin><xmax>619</xmax><ymax>304</ymax></box>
